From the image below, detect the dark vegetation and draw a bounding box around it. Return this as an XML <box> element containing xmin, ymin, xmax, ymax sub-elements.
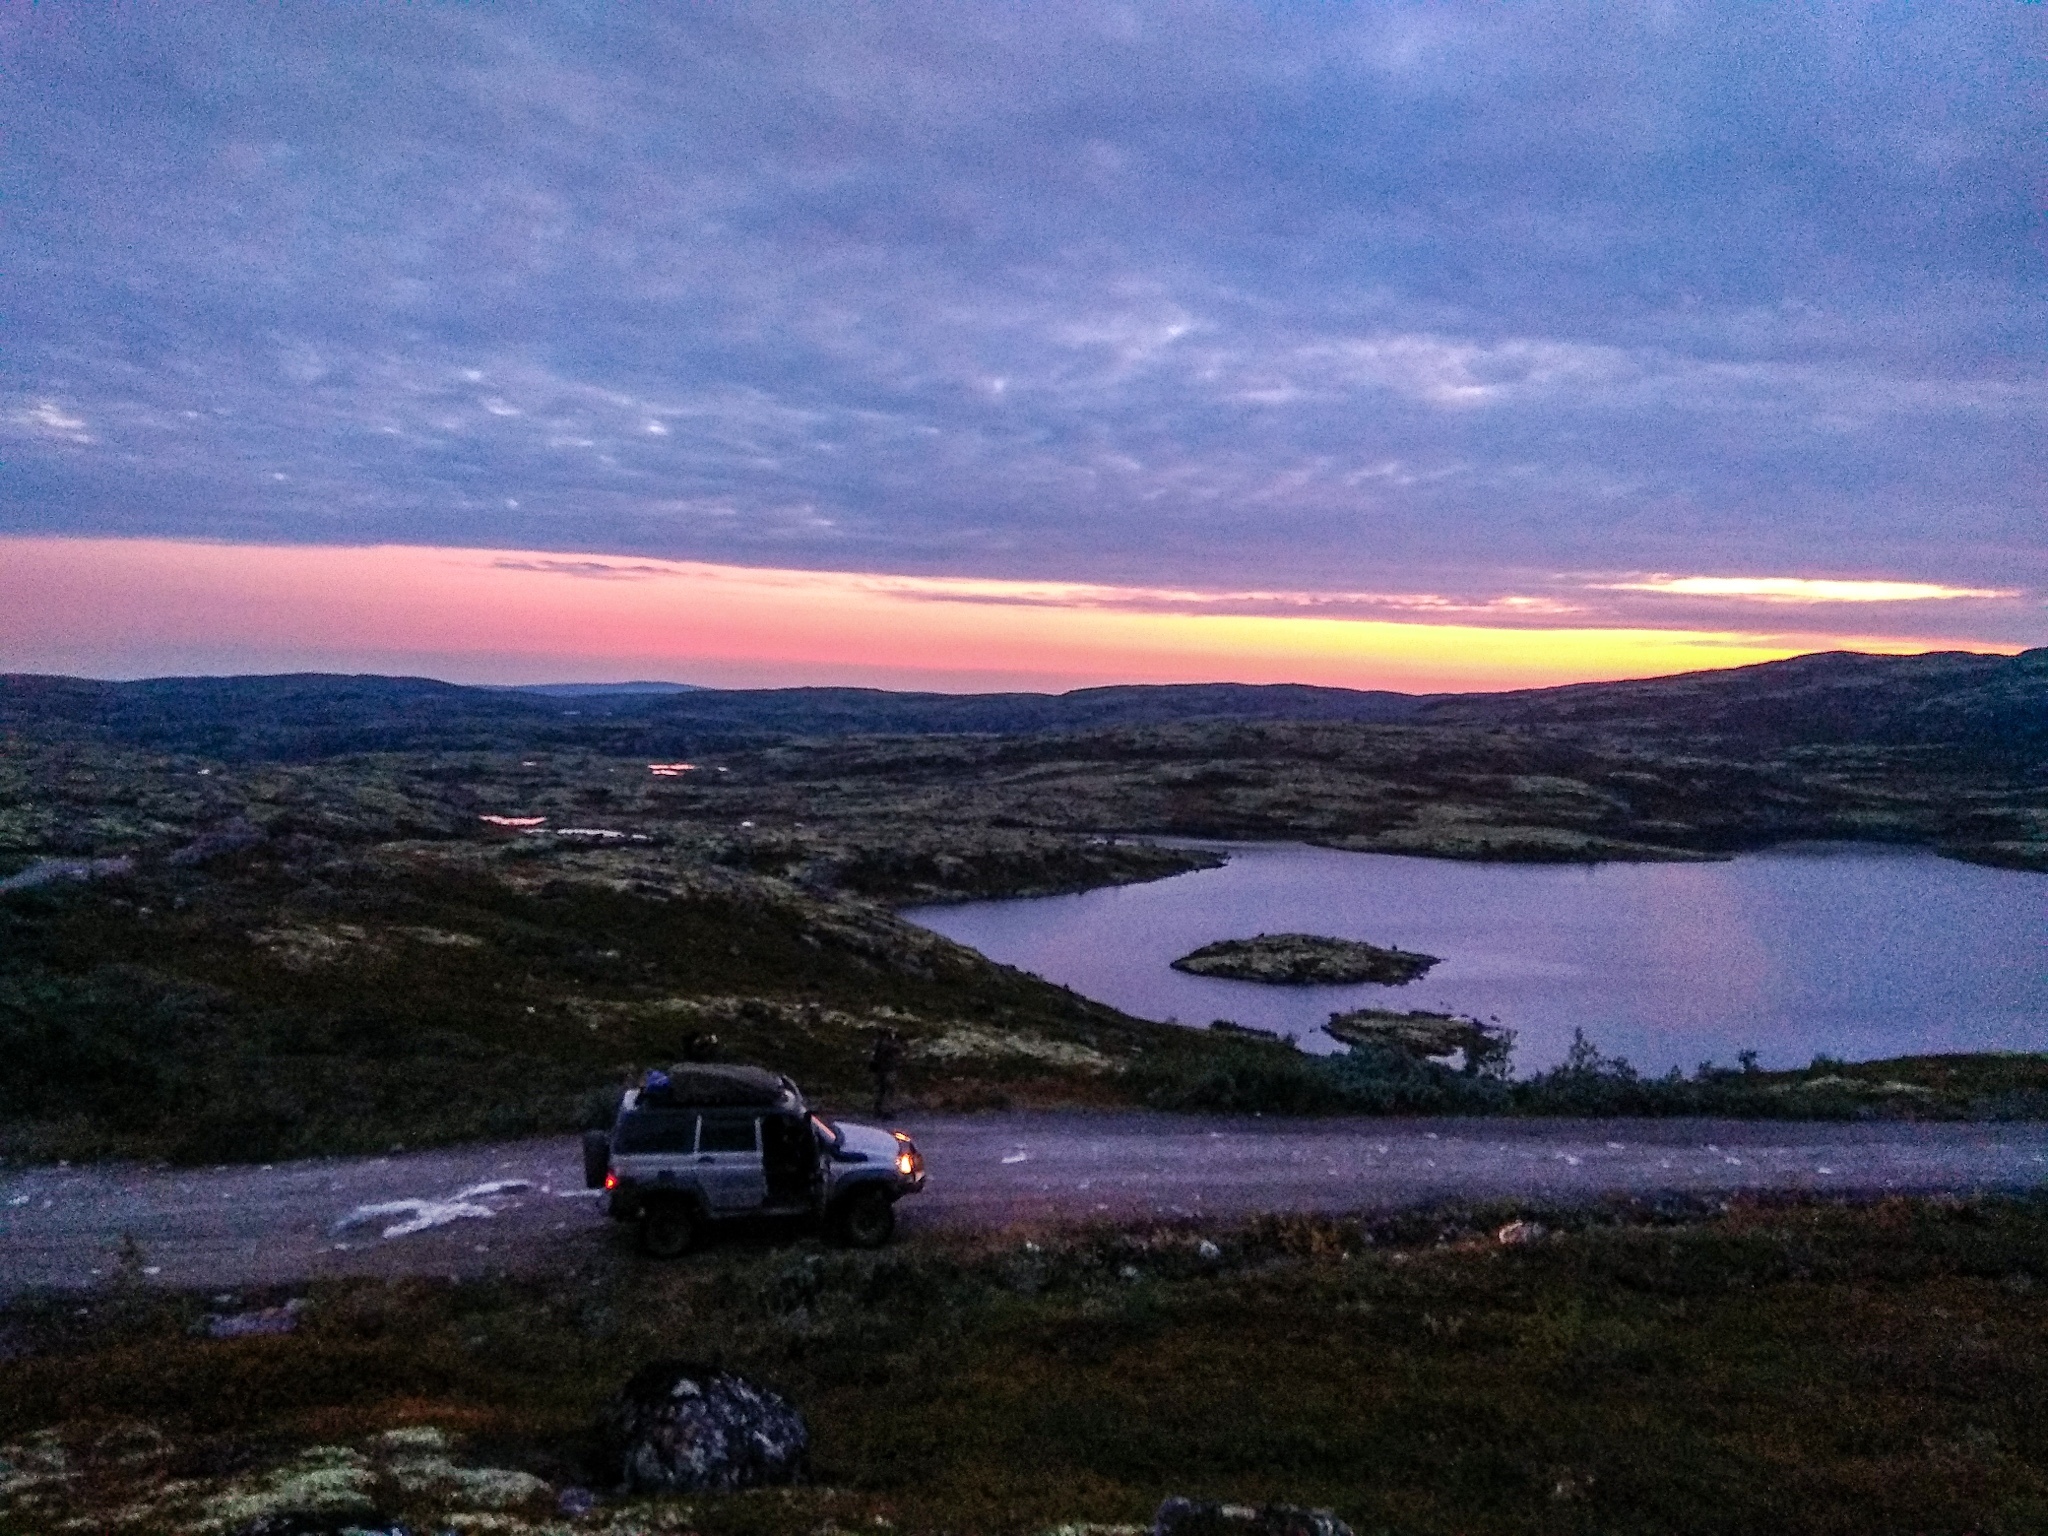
<box><xmin>0</xmin><ymin>842</ymin><xmax>1232</xmax><ymax>1164</ymax></box>
<box><xmin>0</xmin><ymin>674</ymin><xmax>1433</xmax><ymax>761</ymax></box>
<box><xmin>4</xmin><ymin>1196</ymin><xmax>2047</xmax><ymax>1533</ymax></box>
<box><xmin>1135</xmin><ymin>1026</ymin><xmax>2048</xmax><ymax>1121</ymax></box>
<box><xmin>1424</xmin><ymin>644</ymin><xmax>2048</xmax><ymax>758</ymax></box>
<box><xmin>1</xmin><ymin>649</ymin><xmax>2043</xmax><ymax>1162</ymax></box>
<box><xmin>1172</xmin><ymin>933</ymin><xmax>1441</xmax><ymax>985</ymax></box>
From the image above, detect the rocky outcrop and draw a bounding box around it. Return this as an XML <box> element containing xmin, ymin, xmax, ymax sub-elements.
<box><xmin>1153</xmin><ymin>1497</ymin><xmax>1354</xmax><ymax>1536</ymax></box>
<box><xmin>1171</xmin><ymin>934</ymin><xmax>1438</xmax><ymax>986</ymax></box>
<box><xmin>1323</xmin><ymin>1007</ymin><xmax>1514</xmax><ymax>1076</ymax></box>
<box><xmin>597</xmin><ymin>1361</ymin><xmax>809</xmax><ymax>1494</ymax></box>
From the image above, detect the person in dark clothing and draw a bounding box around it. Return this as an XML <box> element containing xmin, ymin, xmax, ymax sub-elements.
<box><xmin>869</xmin><ymin>1028</ymin><xmax>905</xmax><ymax>1117</ymax></box>
<box><xmin>678</xmin><ymin>1031</ymin><xmax>720</xmax><ymax>1063</ymax></box>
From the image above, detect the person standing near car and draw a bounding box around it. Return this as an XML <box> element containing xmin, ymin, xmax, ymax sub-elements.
<box><xmin>869</xmin><ymin>1027</ymin><xmax>905</xmax><ymax>1116</ymax></box>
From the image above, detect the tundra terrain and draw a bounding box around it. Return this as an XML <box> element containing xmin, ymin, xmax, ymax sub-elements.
<box><xmin>2</xmin><ymin>649</ymin><xmax>2043</xmax><ymax>1165</ymax></box>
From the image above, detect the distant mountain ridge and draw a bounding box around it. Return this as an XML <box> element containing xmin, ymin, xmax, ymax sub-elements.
<box><xmin>501</xmin><ymin>680</ymin><xmax>705</xmax><ymax>696</ymax></box>
<box><xmin>1</xmin><ymin>648</ymin><xmax>2040</xmax><ymax>762</ymax></box>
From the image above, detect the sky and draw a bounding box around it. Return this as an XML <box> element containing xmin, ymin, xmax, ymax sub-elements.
<box><xmin>2</xmin><ymin>2</ymin><xmax>2043</xmax><ymax>692</ymax></box>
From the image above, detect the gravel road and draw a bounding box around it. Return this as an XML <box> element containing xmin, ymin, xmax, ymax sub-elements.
<box><xmin>4</xmin><ymin>1113</ymin><xmax>2045</xmax><ymax>1297</ymax></box>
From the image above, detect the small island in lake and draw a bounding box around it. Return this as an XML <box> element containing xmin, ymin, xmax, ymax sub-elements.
<box><xmin>1170</xmin><ymin>932</ymin><xmax>1441</xmax><ymax>985</ymax></box>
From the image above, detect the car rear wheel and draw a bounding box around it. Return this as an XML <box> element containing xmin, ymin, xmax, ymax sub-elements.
<box><xmin>836</xmin><ymin>1186</ymin><xmax>895</xmax><ymax>1249</ymax></box>
<box><xmin>581</xmin><ymin>1129</ymin><xmax>611</xmax><ymax>1190</ymax></box>
<box><xmin>639</xmin><ymin>1201</ymin><xmax>698</xmax><ymax>1259</ymax></box>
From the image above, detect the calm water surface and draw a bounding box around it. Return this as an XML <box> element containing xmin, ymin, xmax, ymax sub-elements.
<box><xmin>903</xmin><ymin>843</ymin><xmax>2047</xmax><ymax>1073</ymax></box>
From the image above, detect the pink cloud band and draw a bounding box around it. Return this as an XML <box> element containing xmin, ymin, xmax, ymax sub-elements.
<box><xmin>0</xmin><ymin>536</ymin><xmax>2021</xmax><ymax>693</ymax></box>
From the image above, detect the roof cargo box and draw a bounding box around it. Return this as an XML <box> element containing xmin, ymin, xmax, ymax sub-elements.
<box><xmin>636</xmin><ymin>1064</ymin><xmax>803</xmax><ymax>1111</ymax></box>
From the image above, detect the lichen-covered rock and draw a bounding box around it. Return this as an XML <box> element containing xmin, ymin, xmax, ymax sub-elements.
<box><xmin>1152</xmin><ymin>1497</ymin><xmax>1353</xmax><ymax>1536</ymax></box>
<box><xmin>376</xmin><ymin>1424</ymin><xmax>550</xmax><ymax>1509</ymax></box>
<box><xmin>0</xmin><ymin>1429</ymin><xmax>72</xmax><ymax>1498</ymax></box>
<box><xmin>203</xmin><ymin>1446</ymin><xmax>377</xmax><ymax>1529</ymax></box>
<box><xmin>203</xmin><ymin>1426</ymin><xmax>546</xmax><ymax>1535</ymax></box>
<box><xmin>597</xmin><ymin>1361</ymin><xmax>810</xmax><ymax>1494</ymax></box>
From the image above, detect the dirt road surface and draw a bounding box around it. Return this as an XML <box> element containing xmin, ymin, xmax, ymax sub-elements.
<box><xmin>5</xmin><ymin>1113</ymin><xmax>2045</xmax><ymax>1297</ymax></box>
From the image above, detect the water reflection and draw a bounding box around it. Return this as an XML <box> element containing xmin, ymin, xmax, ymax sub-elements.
<box><xmin>903</xmin><ymin>842</ymin><xmax>2047</xmax><ymax>1073</ymax></box>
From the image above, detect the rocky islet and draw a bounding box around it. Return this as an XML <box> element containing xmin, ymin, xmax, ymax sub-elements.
<box><xmin>1170</xmin><ymin>933</ymin><xmax>1441</xmax><ymax>986</ymax></box>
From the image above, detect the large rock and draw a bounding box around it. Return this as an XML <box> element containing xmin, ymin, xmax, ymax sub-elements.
<box><xmin>597</xmin><ymin>1361</ymin><xmax>810</xmax><ymax>1494</ymax></box>
<box><xmin>1153</xmin><ymin>1497</ymin><xmax>1353</xmax><ymax>1536</ymax></box>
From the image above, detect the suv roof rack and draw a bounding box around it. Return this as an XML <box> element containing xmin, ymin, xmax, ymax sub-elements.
<box><xmin>637</xmin><ymin>1063</ymin><xmax>804</xmax><ymax>1111</ymax></box>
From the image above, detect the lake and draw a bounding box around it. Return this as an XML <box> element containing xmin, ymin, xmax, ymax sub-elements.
<box><xmin>903</xmin><ymin>842</ymin><xmax>2047</xmax><ymax>1074</ymax></box>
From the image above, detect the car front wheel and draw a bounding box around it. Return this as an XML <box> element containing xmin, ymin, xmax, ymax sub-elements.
<box><xmin>836</xmin><ymin>1186</ymin><xmax>896</xmax><ymax>1249</ymax></box>
<box><xmin>639</xmin><ymin>1201</ymin><xmax>698</xmax><ymax>1259</ymax></box>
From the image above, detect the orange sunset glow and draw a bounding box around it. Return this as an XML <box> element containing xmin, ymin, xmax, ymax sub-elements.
<box><xmin>0</xmin><ymin>537</ymin><xmax>2018</xmax><ymax>693</ymax></box>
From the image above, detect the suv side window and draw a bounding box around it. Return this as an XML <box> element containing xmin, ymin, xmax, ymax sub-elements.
<box><xmin>615</xmin><ymin>1111</ymin><xmax>699</xmax><ymax>1154</ymax></box>
<box><xmin>698</xmin><ymin>1115</ymin><xmax>758</xmax><ymax>1154</ymax></box>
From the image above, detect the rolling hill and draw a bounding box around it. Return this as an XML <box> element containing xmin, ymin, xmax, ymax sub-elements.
<box><xmin>3</xmin><ymin>648</ymin><xmax>2040</xmax><ymax>762</ymax></box>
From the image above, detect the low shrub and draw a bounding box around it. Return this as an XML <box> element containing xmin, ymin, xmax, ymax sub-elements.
<box><xmin>1126</xmin><ymin>1026</ymin><xmax>2046</xmax><ymax>1122</ymax></box>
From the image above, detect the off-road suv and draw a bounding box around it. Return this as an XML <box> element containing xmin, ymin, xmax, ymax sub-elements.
<box><xmin>581</xmin><ymin>1064</ymin><xmax>926</xmax><ymax>1257</ymax></box>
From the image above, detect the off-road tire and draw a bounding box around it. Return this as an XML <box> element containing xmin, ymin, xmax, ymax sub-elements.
<box><xmin>639</xmin><ymin>1201</ymin><xmax>698</xmax><ymax>1259</ymax></box>
<box><xmin>836</xmin><ymin>1186</ymin><xmax>896</xmax><ymax>1249</ymax></box>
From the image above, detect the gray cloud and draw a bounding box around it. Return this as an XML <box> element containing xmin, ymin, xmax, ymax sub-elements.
<box><xmin>2</xmin><ymin>2</ymin><xmax>2042</xmax><ymax>642</ymax></box>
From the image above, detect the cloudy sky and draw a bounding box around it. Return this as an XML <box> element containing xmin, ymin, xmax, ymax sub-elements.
<box><xmin>2</xmin><ymin>3</ymin><xmax>2042</xmax><ymax>688</ymax></box>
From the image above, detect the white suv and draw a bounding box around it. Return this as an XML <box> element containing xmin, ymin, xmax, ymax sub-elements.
<box><xmin>582</xmin><ymin>1064</ymin><xmax>926</xmax><ymax>1257</ymax></box>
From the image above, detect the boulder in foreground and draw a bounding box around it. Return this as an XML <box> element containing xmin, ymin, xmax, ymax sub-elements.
<box><xmin>597</xmin><ymin>1361</ymin><xmax>810</xmax><ymax>1494</ymax></box>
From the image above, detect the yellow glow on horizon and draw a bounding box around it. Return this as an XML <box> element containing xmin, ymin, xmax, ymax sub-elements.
<box><xmin>0</xmin><ymin>536</ymin><xmax>2024</xmax><ymax>693</ymax></box>
<box><xmin>1605</xmin><ymin>575</ymin><xmax>2016</xmax><ymax>603</ymax></box>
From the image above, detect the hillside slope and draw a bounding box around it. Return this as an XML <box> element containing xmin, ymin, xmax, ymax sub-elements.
<box><xmin>1422</xmin><ymin>648</ymin><xmax>2046</xmax><ymax>756</ymax></box>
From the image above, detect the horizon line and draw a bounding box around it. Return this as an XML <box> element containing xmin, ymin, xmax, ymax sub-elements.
<box><xmin>7</xmin><ymin>639</ymin><xmax>2030</xmax><ymax>703</ymax></box>
<box><xmin>0</xmin><ymin>535</ymin><xmax>2030</xmax><ymax>697</ymax></box>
